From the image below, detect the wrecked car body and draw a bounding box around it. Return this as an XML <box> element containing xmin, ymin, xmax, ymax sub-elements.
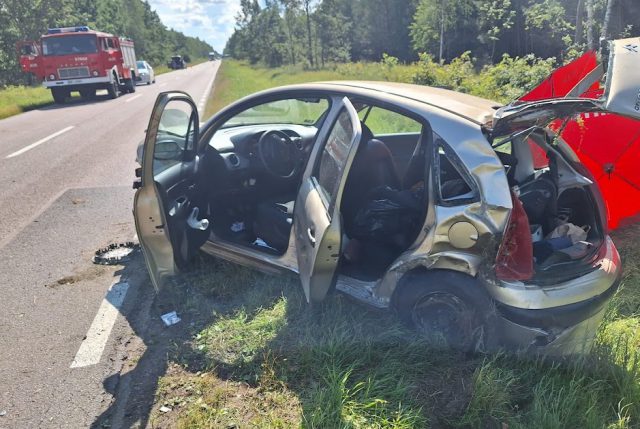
<box><xmin>133</xmin><ymin>38</ymin><xmax>639</xmax><ymax>356</ymax></box>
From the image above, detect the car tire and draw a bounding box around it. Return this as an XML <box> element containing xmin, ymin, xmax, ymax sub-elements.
<box><xmin>107</xmin><ymin>78</ymin><xmax>119</xmax><ymax>99</ymax></box>
<box><xmin>394</xmin><ymin>270</ymin><xmax>499</xmax><ymax>353</ymax></box>
<box><xmin>51</xmin><ymin>88</ymin><xmax>68</xmax><ymax>104</ymax></box>
<box><xmin>147</xmin><ymin>81</ymin><xmax>151</xmax><ymax>85</ymax></box>
<box><xmin>125</xmin><ymin>78</ymin><xmax>136</xmax><ymax>93</ymax></box>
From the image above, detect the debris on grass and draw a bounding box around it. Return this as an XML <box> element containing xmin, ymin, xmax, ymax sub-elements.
<box><xmin>161</xmin><ymin>311</ymin><xmax>181</xmax><ymax>327</ymax></box>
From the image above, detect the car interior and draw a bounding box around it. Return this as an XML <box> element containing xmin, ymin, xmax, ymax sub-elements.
<box><xmin>493</xmin><ymin>128</ymin><xmax>604</xmax><ymax>274</ymax></box>
<box><xmin>198</xmin><ymin>97</ymin><xmax>431</xmax><ymax>279</ymax></box>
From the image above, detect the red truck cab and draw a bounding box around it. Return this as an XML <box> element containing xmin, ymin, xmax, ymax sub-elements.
<box><xmin>19</xmin><ymin>26</ymin><xmax>137</xmax><ymax>103</ymax></box>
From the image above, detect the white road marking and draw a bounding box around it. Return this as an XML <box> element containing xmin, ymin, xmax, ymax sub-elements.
<box><xmin>197</xmin><ymin>65</ymin><xmax>217</xmax><ymax>117</ymax></box>
<box><xmin>6</xmin><ymin>126</ymin><xmax>74</xmax><ymax>159</ymax></box>
<box><xmin>125</xmin><ymin>94</ymin><xmax>143</xmax><ymax>103</ymax></box>
<box><xmin>70</xmin><ymin>280</ymin><xmax>130</xmax><ymax>368</ymax></box>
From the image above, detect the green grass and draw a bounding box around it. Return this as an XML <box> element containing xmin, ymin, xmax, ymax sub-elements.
<box><xmin>0</xmin><ymin>85</ymin><xmax>53</xmax><ymax>119</ymax></box>
<box><xmin>148</xmin><ymin>226</ymin><xmax>640</xmax><ymax>429</ymax></box>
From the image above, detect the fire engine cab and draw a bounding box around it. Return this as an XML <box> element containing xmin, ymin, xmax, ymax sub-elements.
<box><xmin>18</xmin><ymin>26</ymin><xmax>137</xmax><ymax>103</ymax></box>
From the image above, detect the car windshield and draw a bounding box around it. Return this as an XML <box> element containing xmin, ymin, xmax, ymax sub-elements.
<box><xmin>221</xmin><ymin>98</ymin><xmax>330</xmax><ymax>129</ymax></box>
<box><xmin>42</xmin><ymin>35</ymin><xmax>97</xmax><ymax>56</ymax></box>
<box><xmin>136</xmin><ymin>61</ymin><xmax>146</xmax><ymax>68</ymax></box>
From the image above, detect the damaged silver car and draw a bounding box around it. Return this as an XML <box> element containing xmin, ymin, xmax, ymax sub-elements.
<box><xmin>134</xmin><ymin>38</ymin><xmax>639</xmax><ymax>355</ymax></box>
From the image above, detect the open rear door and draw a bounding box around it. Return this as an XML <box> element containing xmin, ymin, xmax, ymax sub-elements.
<box><xmin>133</xmin><ymin>91</ymin><xmax>210</xmax><ymax>290</ymax></box>
<box><xmin>294</xmin><ymin>97</ymin><xmax>362</xmax><ymax>303</ymax></box>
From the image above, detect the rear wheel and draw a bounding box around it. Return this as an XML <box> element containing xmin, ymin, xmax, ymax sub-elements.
<box><xmin>394</xmin><ymin>270</ymin><xmax>498</xmax><ymax>352</ymax></box>
<box><xmin>107</xmin><ymin>78</ymin><xmax>119</xmax><ymax>99</ymax></box>
<box><xmin>51</xmin><ymin>88</ymin><xmax>68</xmax><ymax>104</ymax></box>
<box><xmin>124</xmin><ymin>78</ymin><xmax>136</xmax><ymax>93</ymax></box>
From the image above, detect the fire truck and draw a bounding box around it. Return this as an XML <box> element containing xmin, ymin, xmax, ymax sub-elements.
<box><xmin>18</xmin><ymin>26</ymin><xmax>138</xmax><ymax>103</ymax></box>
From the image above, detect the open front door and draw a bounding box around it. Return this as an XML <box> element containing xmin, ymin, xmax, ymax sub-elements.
<box><xmin>294</xmin><ymin>97</ymin><xmax>362</xmax><ymax>303</ymax></box>
<box><xmin>133</xmin><ymin>91</ymin><xmax>210</xmax><ymax>291</ymax></box>
<box><xmin>17</xmin><ymin>40</ymin><xmax>41</xmax><ymax>77</ymax></box>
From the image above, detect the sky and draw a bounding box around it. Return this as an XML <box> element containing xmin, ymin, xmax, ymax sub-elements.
<box><xmin>146</xmin><ymin>0</ymin><xmax>242</xmax><ymax>53</ymax></box>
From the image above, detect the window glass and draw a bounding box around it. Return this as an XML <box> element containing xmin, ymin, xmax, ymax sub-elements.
<box><xmin>316</xmin><ymin>108</ymin><xmax>354</xmax><ymax>211</ymax></box>
<box><xmin>221</xmin><ymin>98</ymin><xmax>329</xmax><ymax>129</ymax></box>
<box><xmin>527</xmin><ymin>138</ymin><xmax>549</xmax><ymax>169</ymax></box>
<box><xmin>153</xmin><ymin>101</ymin><xmax>195</xmax><ymax>175</ymax></box>
<box><xmin>435</xmin><ymin>136</ymin><xmax>475</xmax><ymax>202</ymax></box>
<box><xmin>360</xmin><ymin>106</ymin><xmax>422</xmax><ymax>135</ymax></box>
<box><xmin>42</xmin><ymin>35</ymin><xmax>97</xmax><ymax>56</ymax></box>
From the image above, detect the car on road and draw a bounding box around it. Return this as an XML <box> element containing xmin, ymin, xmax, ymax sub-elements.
<box><xmin>168</xmin><ymin>55</ymin><xmax>185</xmax><ymax>70</ymax></box>
<box><xmin>134</xmin><ymin>39</ymin><xmax>639</xmax><ymax>356</ymax></box>
<box><xmin>135</xmin><ymin>60</ymin><xmax>155</xmax><ymax>85</ymax></box>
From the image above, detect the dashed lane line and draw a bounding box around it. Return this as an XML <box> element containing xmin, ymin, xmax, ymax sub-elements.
<box><xmin>5</xmin><ymin>126</ymin><xmax>75</xmax><ymax>159</ymax></box>
<box><xmin>125</xmin><ymin>94</ymin><xmax>143</xmax><ymax>103</ymax></box>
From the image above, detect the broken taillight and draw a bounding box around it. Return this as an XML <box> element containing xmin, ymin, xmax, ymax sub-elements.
<box><xmin>495</xmin><ymin>191</ymin><xmax>533</xmax><ymax>281</ymax></box>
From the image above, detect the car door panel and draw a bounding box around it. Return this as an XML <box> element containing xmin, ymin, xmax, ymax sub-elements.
<box><xmin>294</xmin><ymin>97</ymin><xmax>362</xmax><ymax>303</ymax></box>
<box><xmin>134</xmin><ymin>91</ymin><xmax>209</xmax><ymax>291</ymax></box>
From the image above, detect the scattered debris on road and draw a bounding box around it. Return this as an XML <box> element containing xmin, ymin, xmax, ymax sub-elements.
<box><xmin>93</xmin><ymin>242</ymin><xmax>138</xmax><ymax>265</ymax></box>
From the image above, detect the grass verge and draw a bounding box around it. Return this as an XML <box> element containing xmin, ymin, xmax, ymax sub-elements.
<box><xmin>0</xmin><ymin>85</ymin><xmax>52</xmax><ymax>120</ymax></box>
<box><xmin>147</xmin><ymin>225</ymin><xmax>640</xmax><ymax>428</ymax></box>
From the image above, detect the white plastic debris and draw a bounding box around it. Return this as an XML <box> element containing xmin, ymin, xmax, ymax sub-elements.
<box><xmin>161</xmin><ymin>311</ymin><xmax>181</xmax><ymax>326</ymax></box>
<box><xmin>159</xmin><ymin>406</ymin><xmax>172</xmax><ymax>413</ymax></box>
<box><xmin>253</xmin><ymin>238</ymin><xmax>277</xmax><ymax>251</ymax></box>
<box><xmin>231</xmin><ymin>221</ymin><xmax>245</xmax><ymax>233</ymax></box>
<box><xmin>0</xmin><ymin>410</ymin><xmax>6</xmax><ymax>417</ymax></box>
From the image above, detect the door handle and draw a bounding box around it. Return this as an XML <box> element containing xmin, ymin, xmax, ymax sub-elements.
<box><xmin>168</xmin><ymin>196</ymin><xmax>187</xmax><ymax>217</ymax></box>
<box><xmin>187</xmin><ymin>207</ymin><xmax>209</xmax><ymax>231</ymax></box>
<box><xmin>307</xmin><ymin>227</ymin><xmax>316</xmax><ymax>246</ymax></box>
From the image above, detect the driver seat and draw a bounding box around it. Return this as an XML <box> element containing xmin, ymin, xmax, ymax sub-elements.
<box><xmin>253</xmin><ymin>198</ymin><xmax>294</xmax><ymax>253</ymax></box>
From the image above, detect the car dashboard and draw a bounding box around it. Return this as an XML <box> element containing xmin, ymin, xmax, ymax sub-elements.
<box><xmin>207</xmin><ymin>124</ymin><xmax>318</xmax><ymax>175</ymax></box>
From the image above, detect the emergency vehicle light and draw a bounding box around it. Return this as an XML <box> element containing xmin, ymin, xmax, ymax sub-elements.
<box><xmin>47</xmin><ymin>26</ymin><xmax>90</xmax><ymax>34</ymax></box>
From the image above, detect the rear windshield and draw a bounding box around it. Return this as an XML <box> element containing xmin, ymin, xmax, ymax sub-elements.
<box><xmin>43</xmin><ymin>35</ymin><xmax>97</xmax><ymax>56</ymax></box>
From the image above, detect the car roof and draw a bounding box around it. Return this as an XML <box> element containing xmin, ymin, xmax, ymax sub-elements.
<box><xmin>282</xmin><ymin>81</ymin><xmax>501</xmax><ymax>125</ymax></box>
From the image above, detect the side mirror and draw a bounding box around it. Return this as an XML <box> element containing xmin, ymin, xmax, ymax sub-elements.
<box><xmin>159</xmin><ymin>108</ymin><xmax>190</xmax><ymax>133</ymax></box>
<box><xmin>154</xmin><ymin>140</ymin><xmax>183</xmax><ymax>161</ymax></box>
<box><xmin>603</xmin><ymin>37</ymin><xmax>640</xmax><ymax>120</ymax></box>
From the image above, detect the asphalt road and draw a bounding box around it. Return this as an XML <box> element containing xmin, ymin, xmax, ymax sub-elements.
<box><xmin>0</xmin><ymin>60</ymin><xmax>221</xmax><ymax>428</ymax></box>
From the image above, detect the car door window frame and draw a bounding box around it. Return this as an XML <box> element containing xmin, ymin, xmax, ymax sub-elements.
<box><xmin>433</xmin><ymin>138</ymin><xmax>479</xmax><ymax>206</ymax></box>
<box><xmin>311</xmin><ymin>106</ymin><xmax>358</xmax><ymax>215</ymax></box>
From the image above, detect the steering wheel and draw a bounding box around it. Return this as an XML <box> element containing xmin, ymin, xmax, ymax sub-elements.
<box><xmin>257</xmin><ymin>130</ymin><xmax>302</xmax><ymax>179</ymax></box>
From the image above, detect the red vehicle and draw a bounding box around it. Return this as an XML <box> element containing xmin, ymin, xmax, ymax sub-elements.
<box><xmin>18</xmin><ymin>26</ymin><xmax>137</xmax><ymax>103</ymax></box>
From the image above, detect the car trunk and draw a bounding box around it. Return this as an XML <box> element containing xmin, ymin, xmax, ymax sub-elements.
<box><xmin>494</xmin><ymin>128</ymin><xmax>606</xmax><ymax>284</ymax></box>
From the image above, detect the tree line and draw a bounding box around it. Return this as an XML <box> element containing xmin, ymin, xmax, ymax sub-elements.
<box><xmin>0</xmin><ymin>0</ymin><xmax>214</xmax><ymax>86</ymax></box>
<box><xmin>226</xmin><ymin>0</ymin><xmax>640</xmax><ymax>68</ymax></box>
